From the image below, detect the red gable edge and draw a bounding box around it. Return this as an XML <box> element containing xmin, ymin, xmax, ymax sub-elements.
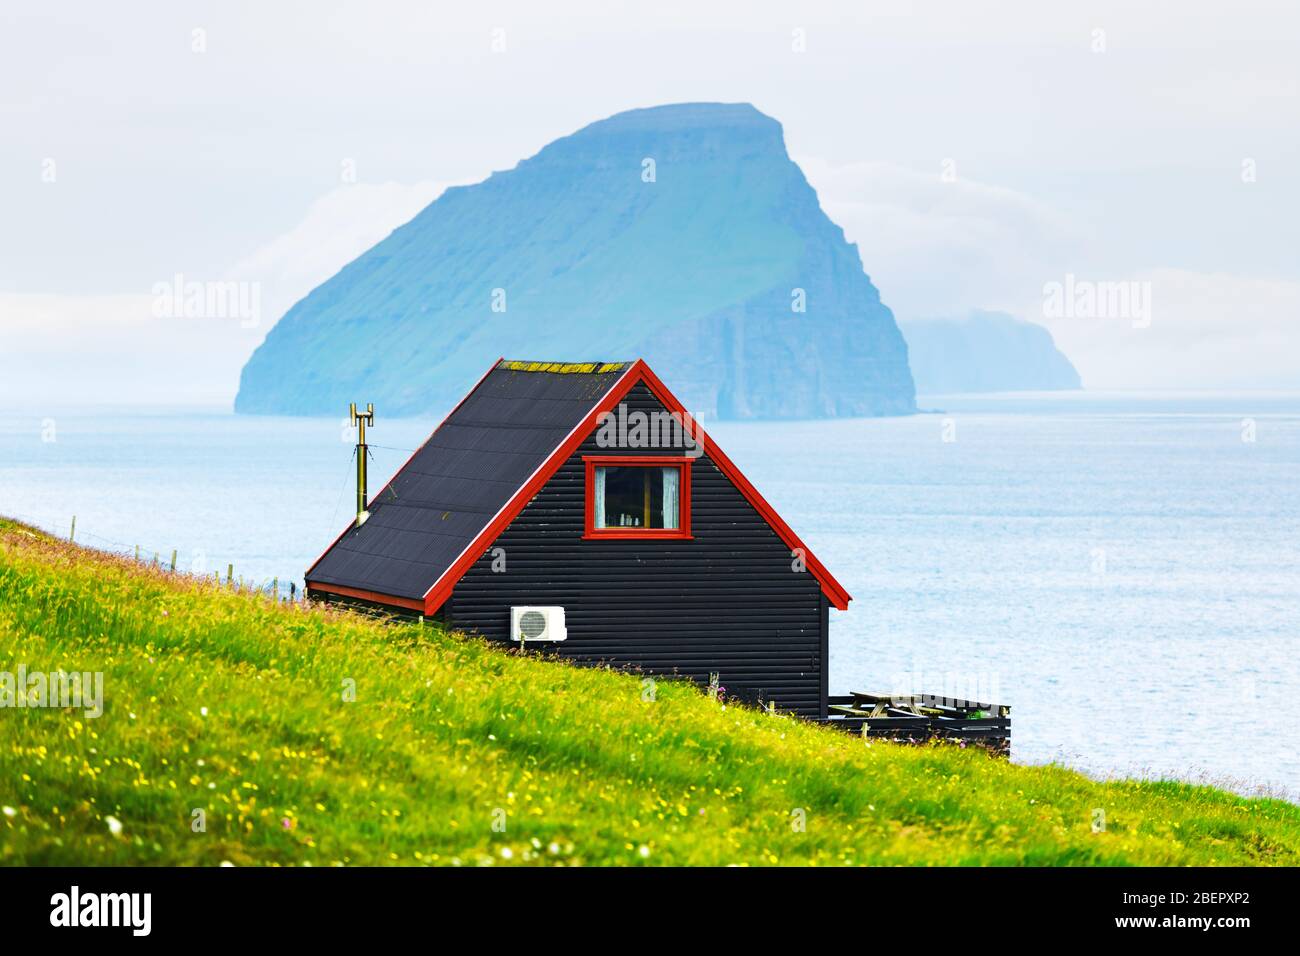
<box><xmin>418</xmin><ymin>358</ymin><xmax>851</xmax><ymax>615</ymax></box>
<box><xmin>633</xmin><ymin>361</ymin><xmax>852</xmax><ymax>612</ymax></box>
<box><xmin>307</xmin><ymin>358</ymin><xmax>853</xmax><ymax>615</ymax></box>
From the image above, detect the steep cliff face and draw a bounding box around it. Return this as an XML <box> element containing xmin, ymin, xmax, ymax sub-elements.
<box><xmin>900</xmin><ymin>311</ymin><xmax>1082</xmax><ymax>394</ymax></box>
<box><xmin>235</xmin><ymin>102</ymin><xmax>915</xmax><ymax>419</ymax></box>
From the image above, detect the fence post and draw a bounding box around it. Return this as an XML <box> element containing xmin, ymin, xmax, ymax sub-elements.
<box><xmin>170</xmin><ymin>549</ymin><xmax>177</xmax><ymax>572</ymax></box>
<box><xmin>227</xmin><ymin>564</ymin><xmax>233</xmax><ymax>586</ymax></box>
<box><xmin>69</xmin><ymin>515</ymin><xmax>76</xmax><ymax>542</ymax></box>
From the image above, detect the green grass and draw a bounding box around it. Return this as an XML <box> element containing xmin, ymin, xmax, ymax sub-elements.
<box><xmin>1</xmin><ymin>516</ymin><xmax>1297</xmax><ymax>866</ymax></box>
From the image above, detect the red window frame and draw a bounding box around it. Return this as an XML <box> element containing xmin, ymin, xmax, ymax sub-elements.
<box><xmin>582</xmin><ymin>455</ymin><xmax>693</xmax><ymax>540</ymax></box>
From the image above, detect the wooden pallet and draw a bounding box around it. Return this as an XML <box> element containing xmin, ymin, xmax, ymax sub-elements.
<box><xmin>822</xmin><ymin>691</ymin><xmax>1011</xmax><ymax>754</ymax></box>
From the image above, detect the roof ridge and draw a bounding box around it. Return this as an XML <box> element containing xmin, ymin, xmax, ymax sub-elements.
<box><xmin>496</xmin><ymin>359</ymin><xmax>631</xmax><ymax>374</ymax></box>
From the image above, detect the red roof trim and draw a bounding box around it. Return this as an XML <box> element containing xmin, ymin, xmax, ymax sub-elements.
<box><xmin>306</xmin><ymin>582</ymin><xmax>424</xmax><ymax>612</ymax></box>
<box><xmin>419</xmin><ymin>362</ymin><xmax>642</xmax><ymax>615</ymax></box>
<box><xmin>631</xmin><ymin>361</ymin><xmax>852</xmax><ymax>611</ymax></box>
<box><xmin>307</xmin><ymin>357</ymin><xmax>853</xmax><ymax>615</ymax></box>
<box><xmin>418</xmin><ymin>358</ymin><xmax>851</xmax><ymax>615</ymax></box>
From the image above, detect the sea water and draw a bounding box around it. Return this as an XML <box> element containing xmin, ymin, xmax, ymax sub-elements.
<box><xmin>3</xmin><ymin>392</ymin><xmax>1298</xmax><ymax>797</ymax></box>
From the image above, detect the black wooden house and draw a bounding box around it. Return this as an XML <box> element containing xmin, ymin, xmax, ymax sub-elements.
<box><xmin>306</xmin><ymin>358</ymin><xmax>852</xmax><ymax>719</ymax></box>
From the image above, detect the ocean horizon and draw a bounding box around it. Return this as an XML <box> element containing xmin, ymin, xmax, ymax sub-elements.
<box><xmin>4</xmin><ymin>389</ymin><xmax>1298</xmax><ymax>799</ymax></box>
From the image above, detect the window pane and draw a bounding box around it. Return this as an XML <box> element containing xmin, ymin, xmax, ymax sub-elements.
<box><xmin>594</xmin><ymin>465</ymin><xmax>679</xmax><ymax>530</ymax></box>
<box><xmin>661</xmin><ymin>466</ymin><xmax>679</xmax><ymax>529</ymax></box>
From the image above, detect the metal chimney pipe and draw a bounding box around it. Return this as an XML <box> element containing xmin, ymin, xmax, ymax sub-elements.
<box><xmin>350</xmin><ymin>402</ymin><xmax>374</xmax><ymax>527</ymax></box>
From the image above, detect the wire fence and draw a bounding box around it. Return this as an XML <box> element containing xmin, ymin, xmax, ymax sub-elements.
<box><xmin>3</xmin><ymin>506</ymin><xmax>312</xmax><ymax>602</ymax></box>
<box><xmin>1</xmin><ymin>435</ymin><xmax>421</xmax><ymax>603</ymax></box>
<box><xmin>0</xmin><ymin>446</ymin><xmax>373</xmax><ymax>603</ymax></box>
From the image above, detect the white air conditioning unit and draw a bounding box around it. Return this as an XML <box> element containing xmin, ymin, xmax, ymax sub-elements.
<box><xmin>510</xmin><ymin>606</ymin><xmax>567</xmax><ymax>643</ymax></box>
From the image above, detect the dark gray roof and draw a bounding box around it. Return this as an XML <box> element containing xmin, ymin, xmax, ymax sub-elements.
<box><xmin>307</xmin><ymin>360</ymin><xmax>631</xmax><ymax>601</ymax></box>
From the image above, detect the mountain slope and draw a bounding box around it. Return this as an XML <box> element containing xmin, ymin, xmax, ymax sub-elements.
<box><xmin>235</xmin><ymin>103</ymin><xmax>915</xmax><ymax>420</ymax></box>
<box><xmin>901</xmin><ymin>310</ymin><xmax>1082</xmax><ymax>393</ymax></box>
<box><xmin>3</xmin><ymin>517</ymin><xmax>1298</xmax><ymax>866</ymax></box>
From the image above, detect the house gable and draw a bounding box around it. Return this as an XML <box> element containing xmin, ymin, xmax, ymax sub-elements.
<box><xmin>447</xmin><ymin>382</ymin><xmax>830</xmax><ymax>715</ymax></box>
<box><xmin>305</xmin><ymin>357</ymin><xmax>851</xmax><ymax>620</ymax></box>
<box><xmin>420</xmin><ymin>360</ymin><xmax>851</xmax><ymax>615</ymax></box>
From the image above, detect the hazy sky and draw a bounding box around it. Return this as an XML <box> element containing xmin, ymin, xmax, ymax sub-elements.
<box><xmin>2</xmin><ymin>1</ymin><xmax>1296</xmax><ymax>407</ymax></box>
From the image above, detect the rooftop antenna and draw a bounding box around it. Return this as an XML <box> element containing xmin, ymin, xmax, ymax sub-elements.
<box><xmin>350</xmin><ymin>402</ymin><xmax>374</xmax><ymax>527</ymax></box>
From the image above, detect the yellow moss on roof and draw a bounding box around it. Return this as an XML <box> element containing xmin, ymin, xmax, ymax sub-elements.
<box><xmin>497</xmin><ymin>360</ymin><xmax>629</xmax><ymax>374</ymax></box>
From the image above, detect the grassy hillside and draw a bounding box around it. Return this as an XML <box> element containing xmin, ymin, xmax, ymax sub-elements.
<box><xmin>1</xmin><ymin>517</ymin><xmax>1297</xmax><ymax>866</ymax></box>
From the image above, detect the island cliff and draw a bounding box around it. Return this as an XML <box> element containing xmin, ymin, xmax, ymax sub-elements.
<box><xmin>235</xmin><ymin>102</ymin><xmax>916</xmax><ymax>419</ymax></box>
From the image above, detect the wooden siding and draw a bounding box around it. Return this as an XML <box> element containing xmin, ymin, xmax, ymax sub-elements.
<box><xmin>447</xmin><ymin>384</ymin><xmax>828</xmax><ymax>717</ymax></box>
